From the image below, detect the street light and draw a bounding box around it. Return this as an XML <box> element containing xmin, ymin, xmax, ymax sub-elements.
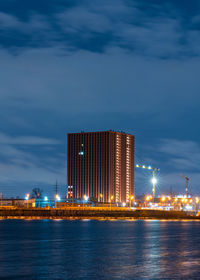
<box><xmin>44</xmin><ymin>196</ymin><xmax>49</xmax><ymax>208</ymax></box>
<box><xmin>161</xmin><ymin>196</ymin><xmax>166</xmax><ymax>202</ymax></box>
<box><xmin>145</xmin><ymin>195</ymin><xmax>152</xmax><ymax>207</ymax></box>
<box><xmin>25</xmin><ymin>194</ymin><xmax>30</xmax><ymax>208</ymax></box>
<box><xmin>136</xmin><ymin>164</ymin><xmax>160</xmax><ymax>198</ymax></box>
<box><xmin>83</xmin><ymin>195</ymin><xmax>88</xmax><ymax>207</ymax></box>
<box><xmin>55</xmin><ymin>194</ymin><xmax>60</xmax><ymax>208</ymax></box>
<box><xmin>84</xmin><ymin>195</ymin><xmax>88</xmax><ymax>201</ymax></box>
<box><xmin>195</xmin><ymin>197</ymin><xmax>199</xmax><ymax>211</ymax></box>
<box><xmin>145</xmin><ymin>195</ymin><xmax>151</xmax><ymax>201</ymax></box>
<box><xmin>56</xmin><ymin>194</ymin><xmax>61</xmax><ymax>201</ymax></box>
<box><xmin>151</xmin><ymin>177</ymin><xmax>157</xmax><ymax>184</ymax></box>
<box><xmin>130</xmin><ymin>195</ymin><xmax>134</xmax><ymax>208</ymax></box>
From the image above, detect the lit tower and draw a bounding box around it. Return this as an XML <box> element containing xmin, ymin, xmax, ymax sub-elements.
<box><xmin>136</xmin><ymin>164</ymin><xmax>160</xmax><ymax>199</ymax></box>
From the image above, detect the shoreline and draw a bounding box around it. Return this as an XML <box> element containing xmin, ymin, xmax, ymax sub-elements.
<box><xmin>0</xmin><ymin>208</ymin><xmax>199</xmax><ymax>220</ymax></box>
<box><xmin>0</xmin><ymin>216</ymin><xmax>200</xmax><ymax>221</ymax></box>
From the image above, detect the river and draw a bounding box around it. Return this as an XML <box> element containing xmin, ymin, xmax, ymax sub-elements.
<box><xmin>0</xmin><ymin>219</ymin><xmax>200</xmax><ymax>279</ymax></box>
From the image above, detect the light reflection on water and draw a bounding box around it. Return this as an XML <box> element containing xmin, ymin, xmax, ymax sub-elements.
<box><xmin>0</xmin><ymin>220</ymin><xmax>200</xmax><ymax>279</ymax></box>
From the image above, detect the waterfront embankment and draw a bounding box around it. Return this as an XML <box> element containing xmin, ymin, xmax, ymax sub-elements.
<box><xmin>0</xmin><ymin>207</ymin><xmax>199</xmax><ymax>220</ymax></box>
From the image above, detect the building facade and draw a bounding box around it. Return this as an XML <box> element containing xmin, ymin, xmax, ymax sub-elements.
<box><xmin>67</xmin><ymin>131</ymin><xmax>135</xmax><ymax>203</ymax></box>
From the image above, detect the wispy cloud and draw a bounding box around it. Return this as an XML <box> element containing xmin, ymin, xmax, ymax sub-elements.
<box><xmin>0</xmin><ymin>0</ymin><xmax>200</xmax><ymax>57</ymax></box>
<box><xmin>56</xmin><ymin>1</ymin><xmax>183</xmax><ymax>57</ymax></box>
<box><xmin>0</xmin><ymin>12</ymin><xmax>50</xmax><ymax>32</ymax></box>
<box><xmin>157</xmin><ymin>139</ymin><xmax>200</xmax><ymax>171</ymax></box>
<box><xmin>58</xmin><ymin>7</ymin><xmax>111</xmax><ymax>33</ymax></box>
<box><xmin>0</xmin><ymin>12</ymin><xmax>20</xmax><ymax>28</ymax></box>
<box><xmin>0</xmin><ymin>133</ymin><xmax>65</xmax><ymax>196</ymax></box>
<box><xmin>0</xmin><ymin>133</ymin><xmax>60</xmax><ymax>145</ymax></box>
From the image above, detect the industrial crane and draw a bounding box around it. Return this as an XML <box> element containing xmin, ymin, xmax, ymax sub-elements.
<box><xmin>136</xmin><ymin>164</ymin><xmax>160</xmax><ymax>199</ymax></box>
<box><xmin>180</xmin><ymin>174</ymin><xmax>190</xmax><ymax>198</ymax></box>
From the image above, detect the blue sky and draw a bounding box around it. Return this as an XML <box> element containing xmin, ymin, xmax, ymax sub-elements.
<box><xmin>0</xmin><ymin>0</ymin><xmax>200</xmax><ymax>197</ymax></box>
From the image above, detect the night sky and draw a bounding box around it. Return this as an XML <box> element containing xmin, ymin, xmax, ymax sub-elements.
<box><xmin>1</xmin><ymin>0</ymin><xmax>200</xmax><ymax>197</ymax></box>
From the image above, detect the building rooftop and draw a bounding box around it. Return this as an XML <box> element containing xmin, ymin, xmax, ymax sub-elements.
<box><xmin>67</xmin><ymin>130</ymin><xmax>135</xmax><ymax>136</ymax></box>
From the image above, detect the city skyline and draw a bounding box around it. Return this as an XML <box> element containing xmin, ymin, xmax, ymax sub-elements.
<box><xmin>1</xmin><ymin>2</ymin><xmax>200</xmax><ymax>280</ymax></box>
<box><xmin>0</xmin><ymin>0</ymin><xmax>200</xmax><ymax>196</ymax></box>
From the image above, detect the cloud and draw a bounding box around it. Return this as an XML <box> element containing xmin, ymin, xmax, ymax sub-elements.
<box><xmin>157</xmin><ymin>139</ymin><xmax>200</xmax><ymax>172</ymax></box>
<box><xmin>0</xmin><ymin>0</ymin><xmax>200</xmax><ymax>57</ymax></box>
<box><xmin>0</xmin><ymin>46</ymin><xmax>199</xmax><ymax>119</ymax></box>
<box><xmin>116</xmin><ymin>18</ymin><xmax>182</xmax><ymax>57</ymax></box>
<box><xmin>54</xmin><ymin>0</ymin><xmax>200</xmax><ymax>57</ymax></box>
<box><xmin>56</xmin><ymin>1</ymin><xmax>183</xmax><ymax>57</ymax></box>
<box><xmin>0</xmin><ymin>133</ymin><xmax>63</xmax><ymax>175</ymax></box>
<box><xmin>58</xmin><ymin>7</ymin><xmax>111</xmax><ymax>33</ymax></box>
<box><xmin>0</xmin><ymin>12</ymin><xmax>20</xmax><ymax>28</ymax></box>
<box><xmin>0</xmin><ymin>133</ymin><xmax>60</xmax><ymax>145</ymax></box>
<box><xmin>0</xmin><ymin>133</ymin><xmax>65</xmax><ymax>196</ymax></box>
<box><xmin>0</xmin><ymin>12</ymin><xmax>50</xmax><ymax>32</ymax></box>
<box><xmin>0</xmin><ymin>11</ymin><xmax>52</xmax><ymax>49</ymax></box>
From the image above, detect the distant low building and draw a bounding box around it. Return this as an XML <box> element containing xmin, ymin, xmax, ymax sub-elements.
<box><xmin>0</xmin><ymin>198</ymin><xmax>35</xmax><ymax>207</ymax></box>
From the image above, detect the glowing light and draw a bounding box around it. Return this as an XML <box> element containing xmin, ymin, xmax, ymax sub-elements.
<box><xmin>44</xmin><ymin>196</ymin><xmax>48</xmax><ymax>201</ymax></box>
<box><xmin>122</xmin><ymin>202</ymin><xmax>126</xmax><ymax>207</ymax></box>
<box><xmin>148</xmin><ymin>166</ymin><xmax>152</xmax><ymax>169</ymax></box>
<box><xmin>142</xmin><ymin>165</ymin><xmax>146</xmax><ymax>168</ymax></box>
<box><xmin>152</xmin><ymin>177</ymin><xmax>157</xmax><ymax>184</ymax></box>
<box><xmin>185</xmin><ymin>205</ymin><xmax>193</xmax><ymax>210</ymax></box>
<box><xmin>25</xmin><ymin>194</ymin><xmax>30</xmax><ymax>200</ymax></box>
<box><xmin>161</xmin><ymin>196</ymin><xmax>166</xmax><ymax>202</ymax></box>
<box><xmin>55</xmin><ymin>194</ymin><xmax>61</xmax><ymax>201</ymax></box>
<box><xmin>110</xmin><ymin>195</ymin><xmax>114</xmax><ymax>200</ymax></box>
<box><xmin>84</xmin><ymin>195</ymin><xmax>88</xmax><ymax>201</ymax></box>
<box><xmin>196</xmin><ymin>197</ymin><xmax>199</xmax><ymax>203</ymax></box>
<box><xmin>130</xmin><ymin>195</ymin><xmax>134</xmax><ymax>200</ymax></box>
<box><xmin>146</xmin><ymin>195</ymin><xmax>151</xmax><ymax>201</ymax></box>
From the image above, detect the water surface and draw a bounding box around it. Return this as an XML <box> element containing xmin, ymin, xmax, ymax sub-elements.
<box><xmin>0</xmin><ymin>219</ymin><xmax>200</xmax><ymax>279</ymax></box>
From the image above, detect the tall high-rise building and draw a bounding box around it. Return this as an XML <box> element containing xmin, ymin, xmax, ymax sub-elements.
<box><xmin>67</xmin><ymin>131</ymin><xmax>135</xmax><ymax>203</ymax></box>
